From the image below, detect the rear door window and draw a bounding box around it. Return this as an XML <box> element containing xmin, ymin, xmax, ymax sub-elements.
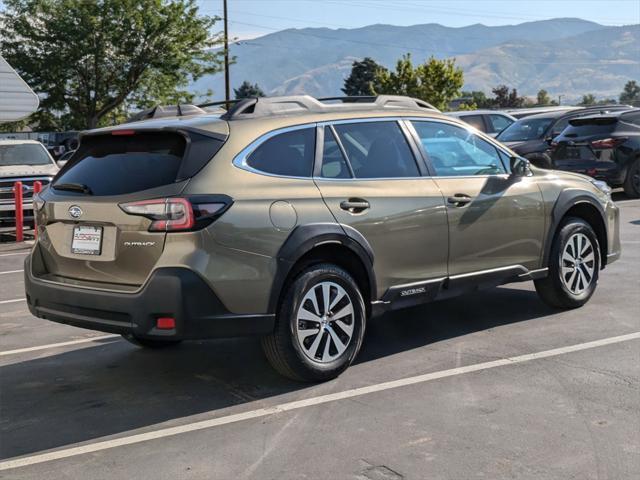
<box><xmin>246</xmin><ymin>128</ymin><xmax>315</xmax><ymax>177</ymax></box>
<box><xmin>53</xmin><ymin>133</ymin><xmax>191</xmax><ymax>196</ymax></box>
<box><xmin>459</xmin><ymin>115</ymin><xmax>486</xmax><ymax>132</ymax></box>
<box><xmin>332</xmin><ymin>121</ymin><xmax>419</xmax><ymax>178</ymax></box>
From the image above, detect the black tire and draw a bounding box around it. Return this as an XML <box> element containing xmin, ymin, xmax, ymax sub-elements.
<box><xmin>262</xmin><ymin>263</ymin><xmax>366</xmax><ymax>382</ymax></box>
<box><xmin>623</xmin><ymin>158</ymin><xmax>640</xmax><ymax>198</ymax></box>
<box><xmin>121</xmin><ymin>334</ymin><xmax>182</xmax><ymax>349</ymax></box>
<box><xmin>535</xmin><ymin>217</ymin><xmax>600</xmax><ymax>309</ymax></box>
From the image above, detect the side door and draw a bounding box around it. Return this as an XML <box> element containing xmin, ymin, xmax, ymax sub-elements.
<box><xmin>408</xmin><ymin>119</ymin><xmax>545</xmax><ymax>282</ymax></box>
<box><xmin>313</xmin><ymin>119</ymin><xmax>449</xmax><ymax>300</ymax></box>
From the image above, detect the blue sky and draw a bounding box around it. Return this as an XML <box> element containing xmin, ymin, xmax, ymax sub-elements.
<box><xmin>198</xmin><ymin>0</ymin><xmax>640</xmax><ymax>39</ymax></box>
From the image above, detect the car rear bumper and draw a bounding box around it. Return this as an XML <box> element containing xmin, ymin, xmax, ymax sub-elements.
<box><xmin>24</xmin><ymin>258</ymin><xmax>275</xmax><ymax>340</ymax></box>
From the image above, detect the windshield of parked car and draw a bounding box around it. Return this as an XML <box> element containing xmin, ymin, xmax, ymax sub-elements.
<box><xmin>0</xmin><ymin>143</ymin><xmax>53</xmax><ymax>166</ymax></box>
<box><xmin>496</xmin><ymin>116</ymin><xmax>555</xmax><ymax>142</ymax></box>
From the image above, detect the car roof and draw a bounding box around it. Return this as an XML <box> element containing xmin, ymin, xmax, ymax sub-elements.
<box><xmin>513</xmin><ymin>105</ymin><xmax>632</xmax><ymax>123</ymax></box>
<box><xmin>569</xmin><ymin>108</ymin><xmax>640</xmax><ymax>122</ymax></box>
<box><xmin>447</xmin><ymin>110</ymin><xmax>515</xmax><ymax>117</ymax></box>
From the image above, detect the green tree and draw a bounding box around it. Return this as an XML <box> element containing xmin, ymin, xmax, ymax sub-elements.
<box><xmin>536</xmin><ymin>89</ymin><xmax>551</xmax><ymax>106</ymax></box>
<box><xmin>455</xmin><ymin>102</ymin><xmax>478</xmax><ymax>111</ymax></box>
<box><xmin>619</xmin><ymin>80</ymin><xmax>640</xmax><ymax>105</ymax></box>
<box><xmin>234</xmin><ymin>81</ymin><xmax>266</xmax><ymax>99</ymax></box>
<box><xmin>342</xmin><ymin>57</ymin><xmax>387</xmax><ymax>96</ymax></box>
<box><xmin>375</xmin><ymin>54</ymin><xmax>464</xmax><ymax>111</ymax></box>
<box><xmin>0</xmin><ymin>0</ymin><xmax>224</xmax><ymax>129</ymax></box>
<box><xmin>579</xmin><ymin>94</ymin><xmax>597</xmax><ymax>106</ymax></box>
<box><xmin>460</xmin><ymin>90</ymin><xmax>491</xmax><ymax>108</ymax></box>
<box><xmin>491</xmin><ymin>85</ymin><xmax>525</xmax><ymax>108</ymax></box>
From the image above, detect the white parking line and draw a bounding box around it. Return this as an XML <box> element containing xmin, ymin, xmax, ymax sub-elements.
<box><xmin>0</xmin><ymin>334</ymin><xmax>119</xmax><ymax>357</ymax></box>
<box><xmin>0</xmin><ymin>298</ymin><xmax>24</xmax><ymax>305</ymax></box>
<box><xmin>0</xmin><ymin>269</ymin><xmax>23</xmax><ymax>275</ymax></box>
<box><xmin>0</xmin><ymin>331</ymin><xmax>638</xmax><ymax>471</ymax></box>
<box><xmin>0</xmin><ymin>252</ymin><xmax>29</xmax><ymax>257</ymax></box>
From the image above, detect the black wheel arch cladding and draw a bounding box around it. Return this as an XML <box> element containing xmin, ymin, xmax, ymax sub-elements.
<box><xmin>544</xmin><ymin>191</ymin><xmax>608</xmax><ymax>269</ymax></box>
<box><xmin>268</xmin><ymin>223</ymin><xmax>377</xmax><ymax>314</ymax></box>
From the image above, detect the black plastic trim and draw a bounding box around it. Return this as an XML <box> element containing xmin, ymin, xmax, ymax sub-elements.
<box><xmin>25</xmin><ymin>260</ymin><xmax>274</xmax><ymax>339</ymax></box>
<box><xmin>543</xmin><ymin>191</ymin><xmax>608</xmax><ymax>268</ymax></box>
<box><xmin>268</xmin><ymin>223</ymin><xmax>377</xmax><ymax>313</ymax></box>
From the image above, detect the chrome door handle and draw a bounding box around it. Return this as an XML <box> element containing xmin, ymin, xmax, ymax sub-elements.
<box><xmin>340</xmin><ymin>199</ymin><xmax>370</xmax><ymax>213</ymax></box>
<box><xmin>447</xmin><ymin>194</ymin><xmax>472</xmax><ymax>206</ymax></box>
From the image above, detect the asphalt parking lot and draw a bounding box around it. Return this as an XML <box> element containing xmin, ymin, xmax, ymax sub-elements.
<box><xmin>0</xmin><ymin>193</ymin><xmax>638</xmax><ymax>480</ymax></box>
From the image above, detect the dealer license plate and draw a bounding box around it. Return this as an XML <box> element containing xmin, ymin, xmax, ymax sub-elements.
<box><xmin>71</xmin><ymin>226</ymin><xmax>102</xmax><ymax>255</ymax></box>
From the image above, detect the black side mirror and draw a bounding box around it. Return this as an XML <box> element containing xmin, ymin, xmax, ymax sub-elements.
<box><xmin>510</xmin><ymin>156</ymin><xmax>531</xmax><ymax>177</ymax></box>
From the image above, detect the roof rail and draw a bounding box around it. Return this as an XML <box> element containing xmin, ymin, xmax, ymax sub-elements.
<box><xmin>220</xmin><ymin>95</ymin><xmax>439</xmax><ymax>120</ymax></box>
<box><xmin>126</xmin><ymin>104</ymin><xmax>208</xmax><ymax>123</ymax></box>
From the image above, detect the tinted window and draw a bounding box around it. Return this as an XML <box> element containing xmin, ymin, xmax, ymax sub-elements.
<box><xmin>412</xmin><ymin>121</ymin><xmax>507</xmax><ymax>176</ymax></box>
<box><xmin>550</xmin><ymin>117</ymin><xmax>570</xmax><ymax>136</ymax></box>
<box><xmin>0</xmin><ymin>143</ymin><xmax>52</xmax><ymax>166</ymax></box>
<box><xmin>321</xmin><ymin>128</ymin><xmax>351</xmax><ymax>178</ymax></box>
<box><xmin>247</xmin><ymin>128</ymin><xmax>315</xmax><ymax>177</ymax></box>
<box><xmin>621</xmin><ymin>111</ymin><xmax>640</xmax><ymax>126</ymax></box>
<box><xmin>497</xmin><ymin>116</ymin><xmax>555</xmax><ymax>141</ymax></box>
<box><xmin>488</xmin><ymin>114</ymin><xmax>513</xmax><ymax>134</ymax></box>
<box><xmin>53</xmin><ymin>133</ymin><xmax>186</xmax><ymax>196</ymax></box>
<box><xmin>333</xmin><ymin>122</ymin><xmax>419</xmax><ymax>178</ymax></box>
<box><xmin>562</xmin><ymin>122</ymin><xmax>617</xmax><ymax>138</ymax></box>
<box><xmin>460</xmin><ymin>115</ymin><xmax>485</xmax><ymax>132</ymax></box>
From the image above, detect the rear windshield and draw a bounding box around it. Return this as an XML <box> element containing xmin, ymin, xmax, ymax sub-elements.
<box><xmin>562</xmin><ymin>118</ymin><xmax>617</xmax><ymax>137</ymax></box>
<box><xmin>497</xmin><ymin>117</ymin><xmax>554</xmax><ymax>142</ymax></box>
<box><xmin>53</xmin><ymin>133</ymin><xmax>187</xmax><ymax>196</ymax></box>
<box><xmin>0</xmin><ymin>143</ymin><xmax>52</xmax><ymax>166</ymax></box>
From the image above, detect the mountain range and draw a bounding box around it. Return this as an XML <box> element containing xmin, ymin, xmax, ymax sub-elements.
<box><xmin>191</xmin><ymin>18</ymin><xmax>640</xmax><ymax>102</ymax></box>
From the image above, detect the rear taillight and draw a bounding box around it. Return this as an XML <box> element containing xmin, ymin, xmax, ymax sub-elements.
<box><xmin>590</xmin><ymin>137</ymin><xmax>627</xmax><ymax>149</ymax></box>
<box><xmin>119</xmin><ymin>196</ymin><xmax>231</xmax><ymax>232</ymax></box>
<box><xmin>120</xmin><ymin>198</ymin><xmax>194</xmax><ymax>232</ymax></box>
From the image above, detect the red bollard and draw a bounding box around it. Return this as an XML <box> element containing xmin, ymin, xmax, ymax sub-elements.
<box><xmin>33</xmin><ymin>181</ymin><xmax>42</xmax><ymax>240</ymax></box>
<box><xmin>14</xmin><ymin>181</ymin><xmax>24</xmax><ymax>242</ymax></box>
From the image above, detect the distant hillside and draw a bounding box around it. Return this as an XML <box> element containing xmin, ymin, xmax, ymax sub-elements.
<box><xmin>456</xmin><ymin>25</ymin><xmax>640</xmax><ymax>99</ymax></box>
<box><xmin>191</xmin><ymin>18</ymin><xmax>639</xmax><ymax>101</ymax></box>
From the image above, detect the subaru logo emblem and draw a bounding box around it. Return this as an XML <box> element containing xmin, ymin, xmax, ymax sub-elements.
<box><xmin>68</xmin><ymin>205</ymin><xmax>83</xmax><ymax>219</ymax></box>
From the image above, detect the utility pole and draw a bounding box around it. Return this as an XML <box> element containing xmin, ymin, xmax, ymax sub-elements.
<box><xmin>558</xmin><ymin>94</ymin><xmax>564</xmax><ymax>106</ymax></box>
<box><xmin>223</xmin><ymin>0</ymin><xmax>230</xmax><ymax>110</ymax></box>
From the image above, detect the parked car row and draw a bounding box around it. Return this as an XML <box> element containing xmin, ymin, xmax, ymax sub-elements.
<box><xmin>448</xmin><ymin>104</ymin><xmax>640</xmax><ymax>197</ymax></box>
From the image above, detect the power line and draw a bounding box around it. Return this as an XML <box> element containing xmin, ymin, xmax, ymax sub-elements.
<box><xmin>198</xmin><ymin>0</ymin><xmax>639</xmax><ymax>26</ymax></box>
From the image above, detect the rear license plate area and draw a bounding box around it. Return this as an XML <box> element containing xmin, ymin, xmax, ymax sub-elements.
<box><xmin>71</xmin><ymin>226</ymin><xmax>103</xmax><ymax>255</ymax></box>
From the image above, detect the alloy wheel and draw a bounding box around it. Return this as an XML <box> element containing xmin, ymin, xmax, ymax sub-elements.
<box><xmin>561</xmin><ymin>233</ymin><xmax>596</xmax><ymax>295</ymax></box>
<box><xmin>296</xmin><ymin>281</ymin><xmax>354</xmax><ymax>363</ymax></box>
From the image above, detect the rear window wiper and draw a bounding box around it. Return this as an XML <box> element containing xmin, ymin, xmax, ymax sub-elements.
<box><xmin>53</xmin><ymin>182</ymin><xmax>93</xmax><ymax>195</ymax></box>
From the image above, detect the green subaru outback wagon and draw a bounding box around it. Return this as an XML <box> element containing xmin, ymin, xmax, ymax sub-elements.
<box><xmin>25</xmin><ymin>96</ymin><xmax>621</xmax><ymax>381</ymax></box>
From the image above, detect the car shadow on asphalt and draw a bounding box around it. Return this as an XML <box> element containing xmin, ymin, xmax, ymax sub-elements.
<box><xmin>0</xmin><ymin>285</ymin><xmax>557</xmax><ymax>459</ymax></box>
